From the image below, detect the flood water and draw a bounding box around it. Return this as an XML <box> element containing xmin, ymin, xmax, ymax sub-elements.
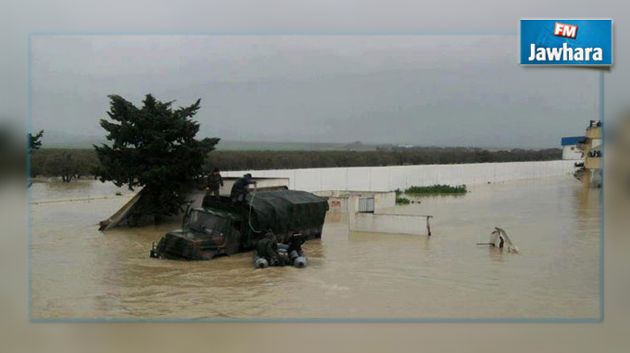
<box><xmin>30</xmin><ymin>176</ymin><xmax>600</xmax><ymax>320</ymax></box>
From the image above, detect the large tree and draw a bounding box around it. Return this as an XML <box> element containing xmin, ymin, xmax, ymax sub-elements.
<box><xmin>94</xmin><ymin>94</ymin><xmax>219</xmax><ymax>222</ymax></box>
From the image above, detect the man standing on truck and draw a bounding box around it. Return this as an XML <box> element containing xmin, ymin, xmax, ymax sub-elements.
<box><xmin>207</xmin><ymin>168</ymin><xmax>224</xmax><ymax>198</ymax></box>
<box><xmin>230</xmin><ymin>173</ymin><xmax>256</xmax><ymax>203</ymax></box>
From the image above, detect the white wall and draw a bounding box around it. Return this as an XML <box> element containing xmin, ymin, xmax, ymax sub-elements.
<box><xmin>349</xmin><ymin>213</ymin><xmax>431</xmax><ymax>235</ymax></box>
<box><xmin>562</xmin><ymin>145</ymin><xmax>583</xmax><ymax>160</ymax></box>
<box><xmin>346</xmin><ymin>193</ymin><xmax>430</xmax><ymax>235</ymax></box>
<box><xmin>224</xmin><ymin>161</ymin><xmax>574</xmax><ymax>192</ymax></box>
<box><xmin>313</xmin><ymin>190</ymin><xmax>396</xmax><ymax>214</ymax></box>
<box><xmin>218</xmin><ymin>177</ymin><xmax>289</xmax><ymax>195</ymax></box>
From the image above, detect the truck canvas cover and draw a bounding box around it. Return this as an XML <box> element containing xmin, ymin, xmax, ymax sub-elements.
<box><xmin>246</xmin><ymin>190</ymin><xmax>329</xmax><ymax>234</ymax></box>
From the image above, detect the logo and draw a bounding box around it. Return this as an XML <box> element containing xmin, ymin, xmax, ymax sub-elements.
<box><xmin>553</xmin><ymin>22</ymin><xmax>578</xmax><ymax>39</ymax></box>
<box><xmin>520</xmin><ymin>19</ymin><xmax>612</xmax><ymax>65</ymax></box>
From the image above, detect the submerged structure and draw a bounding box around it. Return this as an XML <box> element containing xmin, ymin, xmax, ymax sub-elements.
<box><xmin>150</xmin><ymin>189</ymin><xmax>329</xmax><ymax>260</ymax></box>
<box><xmin>476</xmin><ymin>227</ymin><xmax>519</xmax><ymax>254</ymax></box>
<box><xmin>567</xmin><ymin>120</ymin><xmax>602</xmax><ymax>188</ymax></box>
<box><xmin>315</xmin><ymin>190</ymin><xmax>433</xmax><ymax>236</ymax></box>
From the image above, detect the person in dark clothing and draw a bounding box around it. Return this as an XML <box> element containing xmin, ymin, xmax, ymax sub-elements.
<box><xmin>255</xmin><ymin>230</ymin><xmax>285</xmax><ymax>266</ymax></box>
<box><xmin>230</xmin><ymin>173</ymin><xmax>256</xmax><ymax>203</ymax></box>
<box><xmin>283</xmin><ymin>232</ymin><xmax>307</xmax><ymax>267</ymax></box>
<box><xmin>254</xmin><ymin>230</ymin><xmax>308</xmax><ymax>268</ymax></box>
<box><xmin>286</xmin><ymin>232</ymin><xmax>305</xmax><ymax>258</ymax></box>
<box><xmin>207</xmin><ymin>168</ymin><xmax>224</xmax><ymax>198</ymax></box>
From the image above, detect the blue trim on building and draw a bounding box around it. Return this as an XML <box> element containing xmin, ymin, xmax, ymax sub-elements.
<box><xmin>561</xmin><ymin>136</ymin><xmax>586</xmax><ymax>146</ymax></box>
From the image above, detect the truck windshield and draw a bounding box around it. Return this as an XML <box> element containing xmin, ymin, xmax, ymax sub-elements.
<box><xmin>187</xmin><ymin>211</ymin><xmax>227</xmax><ymax>235</ymax></box>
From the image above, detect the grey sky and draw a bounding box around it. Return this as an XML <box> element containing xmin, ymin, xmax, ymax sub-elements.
<box><xmin>31</xmin><ymin>35</ymin><xmax>599</xmax><ymax>148</ymax></box>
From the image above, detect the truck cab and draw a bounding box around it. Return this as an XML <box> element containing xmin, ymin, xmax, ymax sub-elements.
<box><xmin>150</xmin><ymin>207</ymin><xmax>243</xmax><ymax>260</ymax></box>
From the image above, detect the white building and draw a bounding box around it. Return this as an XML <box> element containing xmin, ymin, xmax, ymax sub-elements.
<box><xmin>561</xmin><ymin>136</ymin><xmax>586</xmax><ymax>160</ymax></box>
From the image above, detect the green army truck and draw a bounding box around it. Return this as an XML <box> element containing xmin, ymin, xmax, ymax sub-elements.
<box><xmin>150</xmin><ymin>189</ymin><xmax>329</xmax><ymax>260</ymax></box>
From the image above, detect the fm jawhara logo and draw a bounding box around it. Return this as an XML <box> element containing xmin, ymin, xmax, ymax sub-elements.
<box><xmin>520</xmin><ymin>19</ymin><xmax>613</xmax><ymax>65</ymax></box>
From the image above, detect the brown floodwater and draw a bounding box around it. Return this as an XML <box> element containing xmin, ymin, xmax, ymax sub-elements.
<box><xmin>30</xmin><ymin>176</ymin><xmax>600</xmax><ymax>320</ymax></box>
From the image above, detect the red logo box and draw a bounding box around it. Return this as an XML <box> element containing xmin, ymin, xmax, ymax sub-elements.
<box><xmin>554</xmin><ymin>22</ymin><xmax>578</xmax><ymax>39</ymax></box>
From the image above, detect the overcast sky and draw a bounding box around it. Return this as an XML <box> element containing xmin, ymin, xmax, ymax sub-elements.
<box><xmin>31</xmin><ymin>35</ymin><xmax>599</xmax><ymax>148</ymax></box>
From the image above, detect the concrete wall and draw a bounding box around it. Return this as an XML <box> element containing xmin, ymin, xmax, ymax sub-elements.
<box><xmin>346</xmin><ymin>193</ymin><xmax>431</xmax><ymax>235</ymax></box>
<box><xmin>218</xmin><ymin>177</ymin><xmax>289</xmax><ymax>196</ymax></box>
<box><xmin>349</xmin><ymin>213</ymin><xmax>431</xmax><ymax>235</ymax></box>
<box><xmin>224</xmin><ymin>160</ymin><xmax>574</xmax><ymax>192</ymax></box>
<box><xmin>314</xmin><ymin>190</ymin><xmax>396</xmax><ymax>213</ymax></box>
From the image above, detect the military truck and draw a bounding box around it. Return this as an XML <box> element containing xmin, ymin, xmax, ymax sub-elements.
<box><xmin>150</xmin><ymin>189</ymin><xmax>329</xmax><ymax>260</ymax></box>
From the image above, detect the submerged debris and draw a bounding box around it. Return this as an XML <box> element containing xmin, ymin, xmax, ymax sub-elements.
<box><xmin>477</xmin><ymin>227</ymin><xmax>519</xmax><ymax>253</ymax></box>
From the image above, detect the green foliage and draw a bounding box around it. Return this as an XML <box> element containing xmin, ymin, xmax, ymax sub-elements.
<box><xmin>205</xmin><ymin>148</ymin><xmax>561</xmax><ymax>170</ymax></box>
<box><xmin>404</xmin><ymin>184</ymin><xmax>467</xmax><ymax>195</ymax></box>
<box><xmin>28</xmin><ymin>130</ymin><xmax>44</xmax><ymax>153</ymax></box>
<box><xmin>45</xmin><ymin>152</ymin><xmax>79</xmax><ymax>182</ymax></box>
<box><xmin>94</xmin><ymin>94</ymin><xmax>219</xmax><ymax>221</ymax></box>
<box><xmin>27</xmin><ymin>130</ymin><xmax>44</xmax><ymax>180</ymax></box>
<box><xmin>395</xmin><ymin>196</ymin><xmax>411</xmax><ymax>205</ymax></box>
<box><xmin>31</xmin><ymin>149</ymin><xmax>98</xmax><ymax>178</ymax></box>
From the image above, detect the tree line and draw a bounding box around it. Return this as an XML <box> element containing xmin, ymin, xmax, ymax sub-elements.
<box><xmin>31</xmin><ymin>148</ymin><xmax>100</xmax><ymax>181</ymax></box>
<box><xmin>32</xmin><ymin>146</ymin><xmax>561</xmax><ymax>178</ymax></box>
<box><xmin>205</xmin><ymin>148</ymin><xmax>561</xmax><ymax>170</ymax></box>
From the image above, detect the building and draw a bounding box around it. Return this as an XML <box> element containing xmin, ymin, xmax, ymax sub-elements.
<box><xmin>571</xmin><ymin>120</ymin><xmax>603</xmax><ymax>188</ymax></box>
<box><xmin>561</xmin><ymin>136</ymin><xmax>586</xmax><ymax>160</ymax></box>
